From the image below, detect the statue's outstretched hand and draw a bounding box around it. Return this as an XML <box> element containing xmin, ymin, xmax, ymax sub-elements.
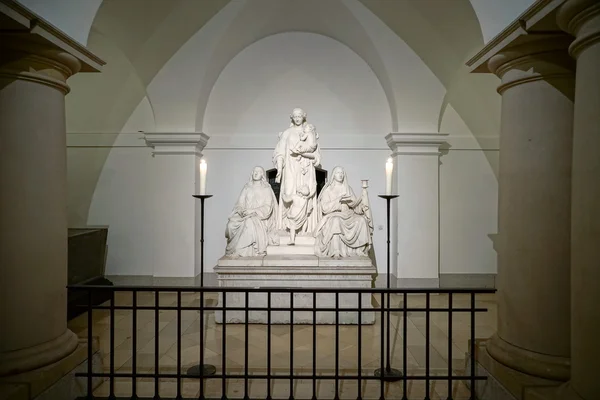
<box><xmin>275</xmin><ymin>170</ymin><xmax>282</xmax><ymax>183</ymax></box>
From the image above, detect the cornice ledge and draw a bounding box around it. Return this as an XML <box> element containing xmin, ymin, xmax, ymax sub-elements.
<box><xmin>466</xmin><ymin>0</ymin><xmax>567</xmax><ymax>73</ymax></box>
<box><xmin>144</xmin><ymin>132</ymin><xmax>210</xmax><ymax>156</ymax></box>
<box><xmin>0</xmin><ymin>0</ymin><xmax>105</xmax><ymax>72</ymax></box>
<box><xmin>385</xmin><ymin>133</ymin><xmax>449</xmax><ymax>156</ymax></box>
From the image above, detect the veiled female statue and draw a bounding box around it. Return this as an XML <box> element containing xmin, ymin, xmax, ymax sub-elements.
<box><xmin>314</xmin><ymin>166</ymin><xmax>373</xmax><ymax>257</ymax></box>
<box><xmin>273</xmin><ymin>108</ymin><xmax>322</xmax><ymax>245</ymax></box>
<box><xmin>225</xmin><ymin>166</ymin><xmax>280</xmax><ymax>257</ymax></box>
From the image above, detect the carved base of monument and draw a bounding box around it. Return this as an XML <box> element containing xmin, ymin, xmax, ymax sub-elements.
<box><xmin>214</xmin><ymin>255</ymin><xmax>376</xmax><ymax>325</ymax></box>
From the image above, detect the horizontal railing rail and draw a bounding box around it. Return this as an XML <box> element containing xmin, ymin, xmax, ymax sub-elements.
<box><xmin>69</xmin><ymin>285</ymin><xmax>495</xmax><ymax>400</ymax></box>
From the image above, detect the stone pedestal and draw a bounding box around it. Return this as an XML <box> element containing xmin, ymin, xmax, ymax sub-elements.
<box><xmin>214</xmin><ymin>255</ymin><xmax>376</xmax><ymax>324</ymax></box>
<box><xmin>0</xmin><ymin>4</ymin><xmax>103</xmax><ymax>378</ymax></box>
<box><xmin>469</xmin><ymin>339</ymin><xmax>563</xmax><ymax>400</ymax></box>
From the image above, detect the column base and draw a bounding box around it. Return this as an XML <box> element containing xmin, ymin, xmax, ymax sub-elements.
<box><xmin>0</xmin><ymin>330</ymin><xmax>78</xmax><ymax>377</ymax></box>
<box><xmin>556</xmin><ymin>383</ymin><xmax>586</xmax><ymax>400</ymax></box>
<box><xmin>487</xmin><ymin>334</ymin><xmax>570</xmax><ymax>381</ymax></box>
<box><xmin>521</xmin><ymin>382</ymin><xmax>589</xmax><ymax>400</ymax></box>
<box><xmin>0</xmin><ymin>338</ymin><xmax>102</xmax><ymax>400</ymax></box>
<box><xmin>469</xmin><ymin>339</ymin><xmax>565</xmax><ymax>400</ymax></box>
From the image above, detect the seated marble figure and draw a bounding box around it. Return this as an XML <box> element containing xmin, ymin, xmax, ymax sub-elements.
<box><xmin>314</xmin><ymin>166</ymin><xmax>373</xmax><ymax>257</ymax></box>
<box><xmin>225</xmin><ymin>166</ymin><xmax>280</xmax><ymax>257</ymax></box>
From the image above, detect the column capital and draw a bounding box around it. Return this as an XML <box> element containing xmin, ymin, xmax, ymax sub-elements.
<box><xmin>0</xmin><ymin>1</ymin><xmax>104</xmax><ymax>94</ymax></box>
<box><xmin>385</xmin><ymin>133</ymin><xmax>448</xmax><ymax>156</ymax></box>
<box><xmin>144</xmin><ymin>132</ymin><xmax>210</xmax><ymax>156</ymax></box>
<box><xmin>0</xmin><ymin>39</ymin><xmax>82</xmax><ymax>94</ymax></box>
<box><xmin>487</xmin><ymin>36</ymin><xmax>575</xmax><ymax>95</ymax></box>
<box><xmin>558</xmin><ymin>0</ymin><xmax>600</xmax><ymax>58</ymax></box>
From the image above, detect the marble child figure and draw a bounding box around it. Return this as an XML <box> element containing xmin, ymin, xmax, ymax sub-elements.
<box><xmin>273</xmin><ymin>108</ymin><xmax>321</xmax><ymax>245</ymax></box>
<box><xmin>225</xmin><ymin>166</ymin><xmax>280</xmax><ymax>257</ymax></box>
<box><xmin>314</xmin><ymin>166</ymin><xmax>374</xmax><ymax>257</ymax></box>
<box><xmin>292</xmin><ymin>123</ymin><xmax>319</xmax><ymax>177</ymax></box>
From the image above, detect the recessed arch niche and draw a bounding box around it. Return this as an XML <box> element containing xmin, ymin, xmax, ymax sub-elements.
<box><xmin>202</xmin><ymin>32</ymin><xmax>393</xmax><ymax>146</ymax></box>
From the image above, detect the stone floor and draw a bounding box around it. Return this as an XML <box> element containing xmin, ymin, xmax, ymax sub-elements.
<box><xmin>67</xmin><ymin>291</ymin><xmax>497</xmax><ymax>399</ymax></box>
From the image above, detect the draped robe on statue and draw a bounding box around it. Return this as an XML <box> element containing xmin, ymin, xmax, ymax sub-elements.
<box><xmin>273</xmin><ymin>124</ymin><xmax>321</xmax><ymax>233</ymax></box>
<box><xmin>225</xmin><ymin>171</ymin><xmax>279</xmax><ymax>257</ymax></box>
<box><xmin>314</xmin><ymin>167</ymin><xmax>373</xmax><ymax>257</ymax></box>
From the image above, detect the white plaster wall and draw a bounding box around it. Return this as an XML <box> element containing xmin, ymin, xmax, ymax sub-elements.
<box><xmin>344</xmin><ymin>0</ymin><xmax>446</xmax><ymax>133</ymax></box>
<box><xmin>146</xmin><ymin>0</ymin><xmax>245</xmax><ymax>132</ymax></box>
<box><xmin>203</xmin><ymin>32</ymin><xmax>391</xmax><ymax>138</ymax></box>
<box><xmin>83</xmin><ymin>98</ymin><xmax>156</xmax><ymax>276</ymax></box>
<box><xmin>439</xmin><ymin>105</ymin><xmax>498</xmax><ymax>275</ymax></box>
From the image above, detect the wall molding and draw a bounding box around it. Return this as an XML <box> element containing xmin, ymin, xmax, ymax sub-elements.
<box><xmin>144</xmin><ymin>132</ymin><xmax>209</xmax><ymax>156</ymax></box>
<box><xmin>386</xmin><ymin>132</ymin><xmax>449</xmax><ymax>156</ymax></box>
<box><xmin>206</xmin><ymin>133</ymin><xmax>390</xmax><ymax>150</ymax></box>
<box><xmin>66</xmin><ymin>132</ymin><xmax>499</xmax><ymax>152</ymax></box>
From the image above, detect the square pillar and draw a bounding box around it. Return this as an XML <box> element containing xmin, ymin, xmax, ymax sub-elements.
<box><xmin>144</xmin><ymin>132</ymin><xmax>209</xmax><ymax>277</ymax></box>
<box><xmin>386</xmin><ymin>133</ymin><xmax>448</xmax><ymax>287</ymax></box>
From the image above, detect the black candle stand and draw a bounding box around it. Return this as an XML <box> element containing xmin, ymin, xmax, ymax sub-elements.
<box><xmin>187</xmin><ymin>194</ymin><xmax>216</xmax><ymax>377</ymax></box>
<box><xmin>374</xmin><ymin>194</ymin><xmax>402</xmax><ymax>381</ymax></box>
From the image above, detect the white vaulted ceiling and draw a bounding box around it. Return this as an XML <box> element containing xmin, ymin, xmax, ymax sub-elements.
<box><xmin>16</xmin><ymin>0</ymin><xmax>535</xmax><ymax>48</ymax></box>
<box><xmin>15</xmin><ymin>0</ymin><xmax>534</xmax><ymax>167</ymax></box>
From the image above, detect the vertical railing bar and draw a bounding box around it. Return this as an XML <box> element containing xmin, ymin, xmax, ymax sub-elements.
<box><xmin>132</xmin><ymin>290</ymin><xmax>137</xmax><ymax>398</ymax></box>
<box><xmin>199</xmin><ymin>290</ymin><xmax>205</xmax><ymax>400</ymax></box>
<box><xmin>335</xmin><ymin>292</ymin><xmax>339</xmax><ymax>400</ymax></box>
<box><xmin>176</xmin><ymin>291</ymin><xmax>182</xmax><ymax>399</ymax></box>
<box><xmin>312</xmin><ymin>292</ymin><xmax>317</xmax><ymax>400</ymax></box>
<box><xmin>425</xmin><ymin>293</ymin><xmax>431</xmax><ymax>399</ymax></box>
<box><xmin>290</xmin><ymin>292</ymin><xmax>294</xmax><ymax>400</ymax></box>
<box><xmin>357</xmin><ymin>292</ymin><xmax>362</xmax><ymax>400</ymax></box>
<box><xmin>386</xmin><ymin>290</ymin><xmax>391</xmax><ymax>373</ymax></box>
<box><xmin>222</xmin><ymin>291</ymin><xmax>227</xmax><ymax>399</ymax></box>
<box><xmin>154</xmin><ymin>290</ymin><xmax>160</xmax><ymax>398</ymax></box>
<box><xmin>87</xmin><ymin>289</ymin><xmax>93</xmax><ymax>398</ymax></box>
<box><xmin>109</xmin><ymin>290</ymin><xmax>115</xmax><ymax>398</ymax></box>
<box><xmin>470</xmin><ymin>292</ymin><xmax>476</xmax><ymax>400</ymax></box>
<box><xmin>244</xmin><ymin>291</ymin><xmax>249</xmax><ymax>400</ymax></box>
<box><xmin>380</xmin><ymin>293</ymin><xmax>385</xmax><ymax>400</ymax></box>
<box><xmin>448</xmin><ymin>293</ymin><xmax>453</xmax><ymax>400</ymax></box>
<box><xmin>267</xmin><ymin>291</ymin><xmax>272</xmax><ymax>400</ymax></box>
<box><xmin>402</xmin><ymin>292</ymin><xmax>407</xmax><ymax>400</ymax></box>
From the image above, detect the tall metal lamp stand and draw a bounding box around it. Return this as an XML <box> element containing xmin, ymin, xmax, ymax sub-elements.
<box><xmin>187</xmin><ymin>194</ymin><xmax>217</xmax><ymax>377</ymax></box>
<box><xmin>374</xmin><ymin>194</ymin><xmax>402</xmax><ymax>381</ymax></box>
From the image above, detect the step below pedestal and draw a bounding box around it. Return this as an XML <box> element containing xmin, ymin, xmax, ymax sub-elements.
<box><xmin>267</xmin><ymin>244</ymin><xmax>314</xmax><ymax>255</ymax></box>
<box><xmin>268</xmin><ymin>232</ymin><xmax>316</xmax><ymax>255</ymax></box>
<box><xmin>275</xmin><ymin>233</ymin><xmax>316</xmax><ymax>245</ymax></box>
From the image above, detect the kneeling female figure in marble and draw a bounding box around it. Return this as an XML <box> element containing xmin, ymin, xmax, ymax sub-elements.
<box><xmin>225</xmin><ymin>166</ymin><xmax>280</xmax><ymax>257</ymax></box>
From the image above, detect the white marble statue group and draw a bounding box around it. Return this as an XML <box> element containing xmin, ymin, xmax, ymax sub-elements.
<box><xmin>225</xmin><ymin>108</ymin><xmax>373</xmax><ymax>259</ymax></box>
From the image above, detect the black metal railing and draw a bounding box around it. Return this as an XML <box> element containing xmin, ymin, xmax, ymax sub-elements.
<box><xmin>69</xmin><ymin>285</ymin><xmax>495</xmax><ymax>400</ymax></box>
